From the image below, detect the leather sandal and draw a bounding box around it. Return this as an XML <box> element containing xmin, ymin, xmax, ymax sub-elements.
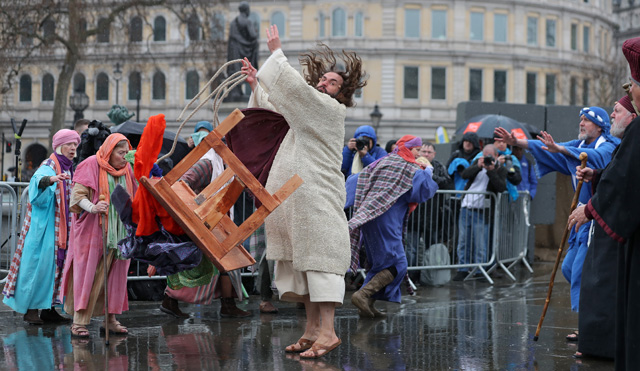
<box><xmin>100</xmin><ymin>320</ymin><xmax>128</xmax><ymax>335</ymax></box>
<box><xmin>285</xmin><ymin>338</ymin><xmax>315</xmax><ymax>353</ymax></box>
<box><xmin>299</xmin><ymin>339</ymin><xmax>342</xmax><ymax>359</ymax></box>
<box><xmin>566</xmin><ymin>330</ymin><xmax>579</xmax><ymax>341</ymax></box>
<box><xmin>71</xmin><ymin>324</ymin><xmax>90</xmax><ymax>338</ymax></box>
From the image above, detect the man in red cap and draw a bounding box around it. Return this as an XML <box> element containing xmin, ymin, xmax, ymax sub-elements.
<box><xmin>567</xmin><ymin>36</ymin><xmax>640</xmax><ymax>369</ymax></box>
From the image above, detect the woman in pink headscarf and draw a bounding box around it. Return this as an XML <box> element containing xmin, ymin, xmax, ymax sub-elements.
<box><xmin>345</xmin><ymin>135</ymin><xmax>438</xmax><ymax>317</ymax></box>
<box><xmin>61</xmin><ymin>133</ymin><xmax>137</xmax><ymax>338</ymax></box>
<box><xmin>3</xmin><ymin>129</ymin><xmax>80</xmax><ymax>324</ymax></box>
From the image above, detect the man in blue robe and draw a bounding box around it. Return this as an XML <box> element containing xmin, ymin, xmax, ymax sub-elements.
<box><xmin>494</xmin><ymin>108</ymin><xmax>619</xmax><ymax>315</ymax></box>
<box><xmin>346</xmin><ymin>135</ymin><xmax>438</xmax><ymax>318</ymax></box>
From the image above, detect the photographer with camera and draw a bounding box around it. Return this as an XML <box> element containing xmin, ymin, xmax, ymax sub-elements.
<box><xmin>341</xmin><ymin>125</ymin><xmax>387</xmax><ymax>177</ymax></box>
<box><xmin>491</xmin><ymin>138</ymin><xmax>522</xmax><ymax>201</ymax></box>
<box><xmin>453</xmin><ymin>144</ymin><xmax>516</xmax><ymax>281</ymax></box>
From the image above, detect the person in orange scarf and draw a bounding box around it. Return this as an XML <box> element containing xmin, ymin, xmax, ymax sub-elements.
<box><xmin>3</xmin><ymin>129</ymin><xmax>80</xmax><ymax>324</ymax></box>
<box><xmin>60</xmin><ymin>133</ymin><xmax>137</xmax><ymax>338</ymax></box>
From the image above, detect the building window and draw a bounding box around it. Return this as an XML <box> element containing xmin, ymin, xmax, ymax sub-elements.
<box><xmin>152</xmin><ymin>71</ymin><xmax>165</xmax><ymax>100</ymax></box>
<box><xmin>186</xmin><ymin>71</ymin><xmax>199</xmax><ymax>100</ymax></box>
<box><xmin>96</xmin><ymin>72</ymin><xmax>109</xmax><ymax>101</ymax></box>
<box><xmin>42</xmin><ymin>19</ymin><xmax>55</xmax><ymax>42</ymax></box>
<box><xmin>73</xmin><ymin>73</ymin><xmax>86</xmax><ymax>93</ymax></box>
<box><xmin>154</xmin><ymin>16</ymin><xmax>166</xmax><ymax>42</ymax></box>
<box><xmin>582</xmin><ymin>79</ymin><xmax>589</xmax><ymax>106</ymax></box>
<box><xmin>404</xmin><ymin>66</ymin><xmax>419</xmax><ymax>99</ymax></box>
<box><xmin>271</xmin><ymin>11</ymin><xmax>285</xmax><ymax>36</ymax></box>
<box><xmin>405</xmin><ymin>8</ymin><xmax>420</xmax><ymax>38</ymax></box>
<box><xmin>97</xmin><ymin>18</ymin><xmax>110</xmax><ymax>43</ymax></box>
<box><xmin>42</xmin><ymin>73</ymin><xmax>54</xmax><ymax>101</ymax></box>
<box><xmin>526</xmin><ymin>72</ymin><xmax>536</xmax><ymax>104</ymax></box>
<box><xmin>527</xmin><ymin>17</ymin><xmax>538</xmax><ymax>46</ymax></box>
<box><xmin>79</xmin><ymin>19</ymin><xmax>87</xmax><ymax>43</ymax></box>
<box><xmin>494</xmin><ymin>14</ymin><xmax>507</xmax><ymax>43</ymax></box>
<box><xmin>354</xmin><ymin>12</ymin><xmax>364</xmax><ymax>37</ymax></box>
<box><xmin>21</xmin><ymin>22</ymin><xmax>34</xmax><ymax>46</ymax></box>
<box><xmin>130</xmin><ymin>16</ymin><xmax>143</xmax><ymax>42</ymax></box>
<box><xmin>570</xmin><ymin>77</ymin><xmax>577</xmax><ymax>105</ymax></box>
<box><xmin>431</xmin><ymin>67</ymin><xmax>446</xmax><ymax>100</ymax></box>
<box><xmin>545</xmin><ymin>74</ymin><xmax>556</xmax><ymax>105</ymax></box>
<box><xmin>318</xmin><ymin>12</ymin><xmax>325</xmax><ymax>37</ymax></box>
<box><xmin>19</xmin><ymin>75</ymin><xmax>31</xmax><ymax>102</ymax></box>
<box><xmin>211</xmin><ymin>13</ymin><xmax>225</xmax><ymax>40</ymax></box>
<box><xmin>494</xmin><ymin>70</ymin><xmax>506</xmax><ymax>102</ymax></box>
<box><xmin>187</xmin><ymin>14</ymin><xmax>201</xmax><ymax>41</ymax></box>
<box><xmin>571</xmin><ymin>24</ymin><xmax>577</xmax><ymax>50</ymax></box>
<box><xmin>128</xmin><ymin>72</ymin><xmax>141</xmax><ymax>101</ymax></box>
<box><xmin>332</xmin><ymin>8</ymin><xmax>346</xmax><ymax>37</ymax></box>
<box><xmin>583</xmin><ymin>25</ymin><xmax>590</xmax><ymax>53</ymax></box>
<box><xmin>470</xmin><ymin>12</ymin><xmax>484</xmax><ymax>41</ymax></box>
<box><xmin>432</xmin><ymin>9</ymin><xmax>447</xmax><ymax>40</ymax></box>
<box><xmin>546</xmin><ymin>19</ymin><xmax>556</xmax><ymax>47</ymax></box>
<box><xmin>469</xmin><ymin>69</ymin><xmax>482</xmax><ymax>101</ymax></box>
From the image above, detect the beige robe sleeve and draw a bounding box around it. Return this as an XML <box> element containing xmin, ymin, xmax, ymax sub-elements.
<box><xmin>70</xmin><ymin>183</ymin><xmax>94</xmax><ymax>214</ymax></box>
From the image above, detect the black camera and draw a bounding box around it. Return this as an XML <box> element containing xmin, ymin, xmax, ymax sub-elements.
<box><xmin>504</xmin><ymin>155</ymin><xmax>516</xmax><ymax>175</ymax></box>
<box><xmin>355</xmin><ymin>136</ymin><xmax>370</xmax><ymax>151</ymax></box>
<box><xmin>483</xmin><ymin>155</ymin><xmax>494</xmax><ymax>166</ymax></box>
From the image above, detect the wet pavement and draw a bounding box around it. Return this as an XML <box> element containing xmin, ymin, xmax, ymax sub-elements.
<box><xmin>0</xmin><ymin>262</ymin><xmax>614</xmax><ymax>370</ymax></box>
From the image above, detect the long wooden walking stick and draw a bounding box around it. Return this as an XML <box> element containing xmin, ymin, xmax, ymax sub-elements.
<box><xmin>99</xmin><ymin>195</ymin><xmax>110</xmax><ymax>346</ymax></box>
<box><xmin>533</xmin><ymin>152</ymin><xmax>588</xmax><ymax>341</ymax></box>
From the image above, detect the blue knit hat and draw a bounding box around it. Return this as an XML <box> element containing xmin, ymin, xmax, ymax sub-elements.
<box><xmin>194</xmin><ymin>121</ymin><xmax>213</xmax><ymax>133</ymax></box>
<box><xmin>579</xmin><ymin>106</ymin><xmax>610</xmax><ymax>134</ymax></box>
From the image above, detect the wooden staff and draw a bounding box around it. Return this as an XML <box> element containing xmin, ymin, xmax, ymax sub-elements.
<box><xmin>99</xmin><ymin>195</ymin><xmax>109</xmax><ymax>346</ymax></box>
<box><xmin>533</xmin><ymin>152</ymin><xmax>588</xmax><ymax>341</ymax></box>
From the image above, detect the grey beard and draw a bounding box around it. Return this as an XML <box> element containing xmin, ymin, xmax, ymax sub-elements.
<box><xmin>611</xmin><ymin>124</ymin><xmax>625</xmax><ymax>138</ymax></box>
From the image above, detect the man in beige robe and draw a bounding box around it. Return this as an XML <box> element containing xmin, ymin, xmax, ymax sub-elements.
<box><xmin>241</xmin><ymin>25</ymin><xmax>366</xmax><ymax>358</ymax></box>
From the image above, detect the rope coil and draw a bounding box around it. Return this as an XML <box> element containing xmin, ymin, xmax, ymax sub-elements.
<box><xmin>157</xmin><ymin>59</ymin><xmax>247</xmax><ymax>164</ymax></box>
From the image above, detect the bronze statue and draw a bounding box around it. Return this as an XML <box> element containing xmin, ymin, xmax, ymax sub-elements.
<box><xmin>227</xmin><ymin>1</ymin><xmax>258</xmax><ymax>101</ymax></box>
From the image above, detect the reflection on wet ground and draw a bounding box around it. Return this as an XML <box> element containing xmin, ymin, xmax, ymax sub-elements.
<box><xmin>0</xmin><ymin>263</ymin><xmax>614</xmax><ymax>370</ymax></box>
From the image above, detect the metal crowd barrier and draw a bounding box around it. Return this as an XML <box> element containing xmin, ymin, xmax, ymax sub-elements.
<box><xmin>489</xmin><ymin>191</ymin><xmax>534</xmax><ymax>280</ymax></box>
<box><xmin>0</xmin><ymin>182</ymin><xmax>29</xmax><ymax>283</ymax></box>
<box><xmin>403</xmin><ymin>189</ymin><xmax>533</xmax><ymax>285</ymax></box>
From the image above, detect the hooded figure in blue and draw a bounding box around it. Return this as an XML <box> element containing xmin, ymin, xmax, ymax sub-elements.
<box><xmin>495</xmin><ymin>106</ymin><xmax>619</xmax><ymax>312</ymax></box>
<box><xmin>446</xmin><ymin>132</ymin><xmax>482</xmax><ymax>190</ymax></box>
<box><xmin>341</xmin><ymin>125</ymin><xmax>387</xmax><ymax>177</ymax></box>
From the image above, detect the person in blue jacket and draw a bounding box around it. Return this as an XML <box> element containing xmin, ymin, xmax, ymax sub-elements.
<box><xmin>341</xmin><ymin>125</ymin><xmax>387</xmax><ymax>177</ymax></box>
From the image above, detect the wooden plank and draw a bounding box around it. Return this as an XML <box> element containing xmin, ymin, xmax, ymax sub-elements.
<box><xmin>140</xmin><ymin>176</ymin><xmax>255</xmax><ymax>271</ymax></box>
<box><xmin>220</xmin><ymin>174</ymin><xmax>303</xmax><ymax>253</ymax></box>
<box><xmin>194</xmin><ymin>167</ymin><xmax>235</xmax><ymax>205</ymax></box>
<box><xmin>206</xmin><ymin>135</ymin><xmax>279</xmax><ymax>212</ymax></box>
<box><xmin>199</xmin><ymin>179</ymin><xmax>245</xmax><ymax>230</ymax></box>
<box><xmin>194</xmin><ymin>177</ymin><xmax>244</xmax><ymax>219</ymax></box>
<box><xmin>213</xmin><ymin>109</ymin><xmax>245</xmax><ymax>137</ymax></box>
<box><xmin>163</xmin><ymin>141</ymin><xmax>211</xmax><ymax>186</ymax></box>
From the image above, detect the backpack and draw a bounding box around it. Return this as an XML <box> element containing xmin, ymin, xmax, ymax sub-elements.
<box><xmin>420</xmin><ymin>243</ymin><xmax>451</xmax><ymax>286</ymax></box>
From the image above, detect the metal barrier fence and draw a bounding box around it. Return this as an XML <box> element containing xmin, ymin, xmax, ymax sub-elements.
<box><xmin>377</xmin><ymin>189</ymin><xmax>532</xmax><ymax>285</ymax></box>
<box><xmin>0</xmin><ymin>185</ymin><xmax>532</xmax><ymax>287</ymax></box>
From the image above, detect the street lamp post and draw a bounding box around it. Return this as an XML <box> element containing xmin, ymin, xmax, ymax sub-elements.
<box><xmin>370</xmin><ymin>103</ymin><xmax>383</xmax><ymax>132</ymax></box>
<box><xmin>69</xmin><ymin>91</ymin><xmax>89</xmax><ymax>122</ymax></box>
<box><xmin>113</xmin><ymin>62</ymin><xmax>122</xmax><ymax>105</ymax></box>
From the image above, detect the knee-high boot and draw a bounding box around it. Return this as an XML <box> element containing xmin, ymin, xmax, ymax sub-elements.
<box><xmin>351</xmin><ymin>269</ymin><xmax>394</xmax><ymax>318</ymax></box>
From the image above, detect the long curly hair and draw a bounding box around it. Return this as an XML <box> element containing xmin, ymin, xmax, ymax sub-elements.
<box><xmin>299</xmin><ymin>43</ymin><xmax>367</xmax><ymax>107</ymax></box>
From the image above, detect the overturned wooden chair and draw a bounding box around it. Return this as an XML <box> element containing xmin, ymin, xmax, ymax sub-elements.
<box><xmin>140</xmin><ymin>108</ymin><xmax>302</xmax><ymax>272</ymax></box>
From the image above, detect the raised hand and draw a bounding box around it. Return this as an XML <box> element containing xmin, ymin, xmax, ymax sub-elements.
<box><xmin>537</xmin><ymin>131</ymin><xmax>561</xmax><ymax>153</ymax></box>
<box><xmin>265</xmin><ymin>24</ymin><xmax>282</xmax><ymax>53</ymax></box>
<box><xmin>494</xmin><ymin>127</ymin><xmax>516</xmax><ymax>146</ymax></box>
<box><xmin>241</xmin><ymin>57</ymin><xmax>258</xmax><ymax>90</ymax></box>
